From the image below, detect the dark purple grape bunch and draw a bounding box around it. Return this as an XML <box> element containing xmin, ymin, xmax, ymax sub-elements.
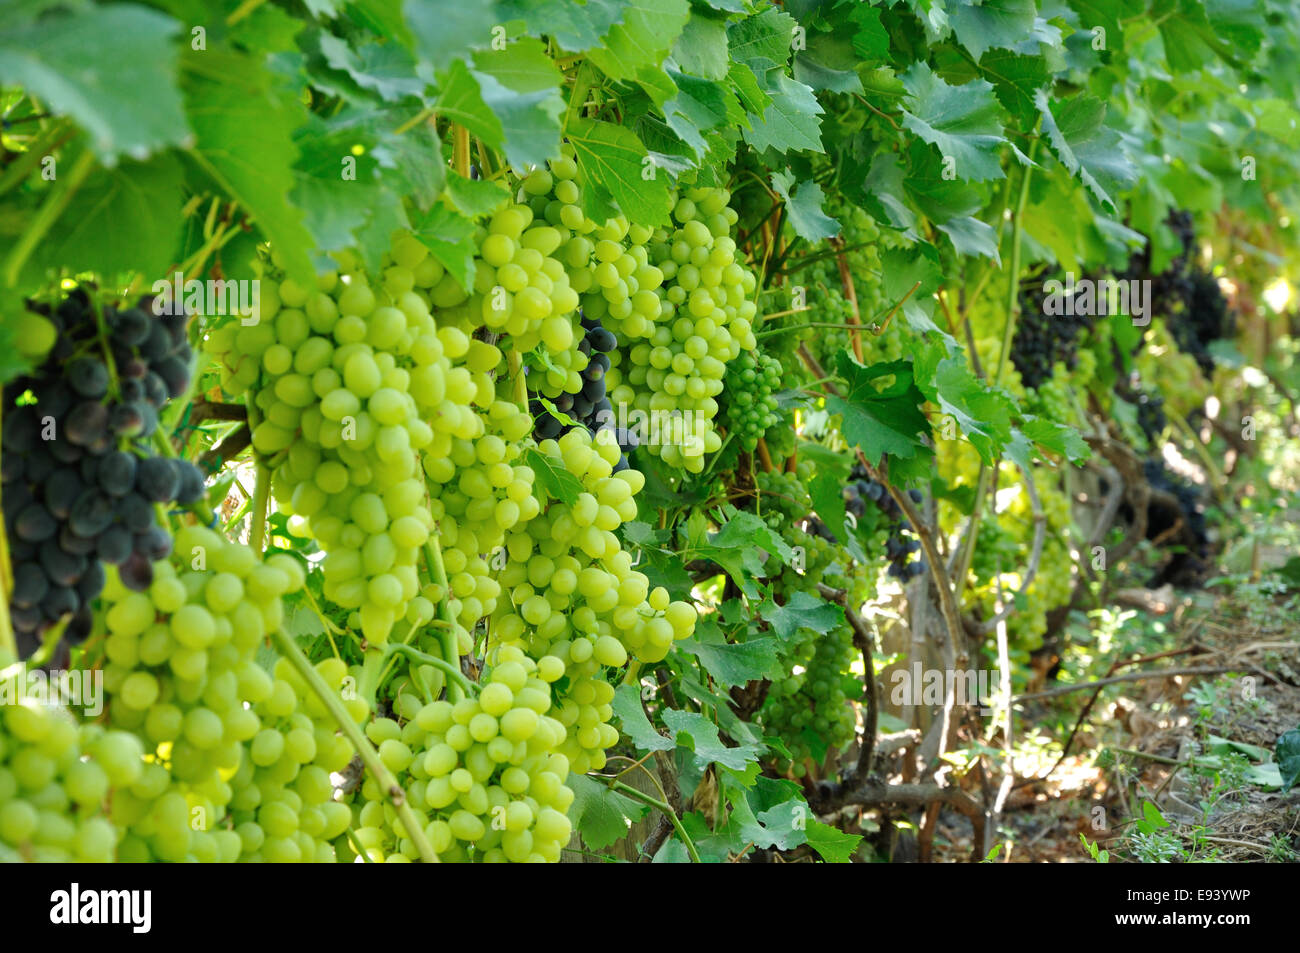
<box><xmin>3</xmin><ymin>288</ymin><xmax>204</xmax><ymax>659</ymax></box>
<box><xmin>531</xmin><ymin>313</ymin><xmax>636</xmax><ymax>471</ymax></box>
<box><xmin>844</xmin><ymin>465</ymin><xmax>926</xmax><ymax>581</ymax></box>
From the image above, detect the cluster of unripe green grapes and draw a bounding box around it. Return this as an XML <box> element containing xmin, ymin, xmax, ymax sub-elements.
<box><xmin>759</xmin><ymin>622</ymin><xmax>858</xmax><ymax>776</ymax></box>
<box><xmin>207</xmin><ymin>234</ymin><xmax>467</xmax><ymax>646</ymax></box>
<box><xmin>423</xmin><ymin>374</ymin><xmax>540</xmax><ymax>634</ymax></box>
<box><xmin>490</xmin><ymin>427</ymin><xmax>697</xmax><ymax>773</ymax></box>
<box><xmin>95</xmin><ymin>524</ymin><xmax>356</xmax><ymax>861</ymax></box>
<box><xmin>600</xmin><ymin>188</ymin><xmax>759</xmax><ymax>472</ymax></box>
<box><xmin>1134</xmin><ymin>322</ymin><xmax>1208</xmax><ymax>419</ymax></box>
<box><xmin>350</xmin><ymin>646</ymin><xmax>573</xmax><ymax>862</ymax></box>
<box><xmin>722</xmin><ymin>350</ymin><xmax>783</xmax><ymax>451</ymax></box>
<box><xmin>0</xmin><ymin>683</ymin><xmax>131</xmax><ymax>861</ymax></box>
<box><xmin>936</xmin><ymin>439</ymin><xmax>1075</xmax><ymax>668</ymax></box>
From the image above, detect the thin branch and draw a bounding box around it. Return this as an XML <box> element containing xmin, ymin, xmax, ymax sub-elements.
<box><xmin>1012</xmin><ymin>666</ymin><xmax>1233</xmax><ymax>704</ymax></box>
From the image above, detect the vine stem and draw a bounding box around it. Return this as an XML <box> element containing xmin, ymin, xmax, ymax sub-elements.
<box><xmin>249</xmin><ymin>462</ymin><xmax>270</xmax><ymax>552</ymax></box>
<box><xmin>610</xmin><ymin>780</ymin><xmax>701</xmax><ymax>863</ymax></box>
<box><xmin>422</xmin><ymin>533</ymin><xmax>463</xmax><ymax>701</ymax></box>
<box><xmin>452</xmin><ymin>125</ymin><xmax>471</xmax><ymax>178</ymax></box>
<box><xmin>0</xmin><ymin>405</ymin><xmax>14</xmax><ymax>660</ymax></box>
<box><xmin>0</xmin><ymin>118</ymin><xmax>73</xmax><ymax>198</ymax></box>
<box><xmin>384</xmin><ymin>642</ymin><xmax>477</xmax><ymax>697</ymax></box>
<box><xmin>831</xmin><ymin>239</ymin><xmax>865</xmax><ymax>362</ymax></box>
<box><xmin>2</xmin><ymin>148</ymin><xmax>95</xmax><ymax>287</ymax></box>
<box><xmin>951</xmin><ymin>142</ymin><xmax>1037</xmax><ymax>599</ymax></box>
<box><xmin>268</xmin><ymin>625</ymin><xmax>440</xmax><ymax>863</ymax></box>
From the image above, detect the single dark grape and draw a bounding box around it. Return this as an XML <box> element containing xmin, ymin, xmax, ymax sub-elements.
<box><xmin>39</xmin><ymin>381</ymin><xmax>73</xmax><ymax>419</ymax></box>
<box><xmin>588</xmin><ymin>327</ymin><xmax>617</xmax><ymax>352</ymax></box>
<box><xmin>96</xmin><ymin>524</ymin><xmax>133</xmax><ymax>565</ymax></box>
<box><xmin>174</xmin><ymin>461</ymin><xmax>206</xmax><ymax>504</ymax></box>
<box><xmin>109</xmin><ymin>402</ymin><xmax>145</xmax><ymax>437</ymax></box>
<box><xmin>11</xmin><ymin>563</ymin><xmax>50</xmax><ymax>607</ymax></box>
<box><xmin>136</xmin><ymin>456</ymin><xmax>179</xmax><ymax>502</ymax></box>
<box><xmin>3</xmin><ymin>480</ymin><xmax>34</xmax><ymax>518</ymax></box>
<box><xmin>40</xmin><ymin>585</ymin><xmax>79</xmax><ymax>621</ymax></box>
<box><xmin>97</xmin><ymin>450</ymin><xmax>137</xmax><ymax>497</ymax></box>
<box><xmin>2</xmin><ymin>405</ymin><xmax>39</xmax><ymax>452</ymax></box>
<box><xmin>11</xmin><ymin>604</ymin><xmax>42</xmax><ymax>631</ymax></box>
<box><xmin>40</xmin><ymin>539</ymin><xmax>87</xmax><ymax>586</ymax></box>
<box><xmin>63</xmin><ymin>605</ymin><xmax>94</xmax><ymax>645</ymax></box>
<box><xmin>118</xmin><ymin>355</ymin><xmax>148</xmax><ymax>379</ymax></box>
<box><xmin>77</xmin><ymin>560</ymin><xmax>106</xmax><ymax>603</ymax></box>
<box><xmin>0</xmin><ymin>451</ymin><xmax>21</xmax><ymax>482</ymax></box>
<box><xmin>46</xmin><ymin>433</ymin><xmax>83</xmax><ymax>464</ymax></box>
<box><xmin>153</xmin><ymin>354</ymin><xmax>191</xmax><ymax>398</ymax></box>
<box><xmin>23</xmin><ymin>445</ymin><xmax>54</xmax><ymax>485</ymax></box>
<box><xmin>110</xmin><ymin>306</ymin><xmax>151</xmax><ymax>347</ymax></box>
<box><xmin>14</xmin><ymin>502</ymin><xmax>57</xmax><ymax>542</ymax></box>
<box><xmin>536</xmin><ymin>414</ymin><xmax>563</xmax><ymax>439</ymax></box>
<box><xmin>69</xmin><ymin>489</ymin><xmax>115</xmax><ymax>537</ymax></box>
<box><xmin>134</xmin><ymin>525</ymin><xmax>172</xmax><ymax>561</ymax></box>
<box><xmin>119</xmin><ymin>493</ymin><xmax>155</xmax><ymax>533</ymax></box>
<box><xmin>119</xmin><ymin>378</ymin><xmax>145</xmax><ymax>403</ymax></box>
<box><xmin>141</xmin><ymin>322</ymin><xmax>172</xmax><ymax>361</ymax></box>
<box><xmin>57</xmin><ymin>524</ymin><xmax>98</xmax><ymax>557</ymax></box>
<box><xmin>66</xmin><ymin>357</ymin><xmax>109</xmax><ymax>399</ymax></box>
<box><xmin>65</xmin><ymin>400</ymin><xmax>110</xmax><ymax>446</ymax></box>
<box><xmin>142</xmin><ymin>372</ymin><xmax>169</xmax><ymax>407</ymax></box>
<box><xmin>118</xmin><ymin>551</ymin><xmax>154</xmax><ymax>591</ymax></box>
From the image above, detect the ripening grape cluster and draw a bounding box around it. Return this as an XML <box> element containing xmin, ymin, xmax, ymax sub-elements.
<box><xmin>3</xmin><ymin>288</ymin><xmax>204</xmax><ymax>657</ymax></box>
<box><xmin>490</xmin><ymin>428</ymin><xmax>697</xmax><ymax>773</ymax></box>
<box><xmin>845</xmin><ymin>466</ymin><xmax>925</xmax><ymax>582</ymax></box>
<box><xmin>95</xmin><ymin>524</ymin><xmax>355</xmax><ymax>862</ymax></box>
<box><xmin>351</xmin><ymin>646</ymin><xmax>574</xmax><ymax>863</ymax></box>
<box><xmin>759</xmin><ymin>620</ymin><xmax>858</xmax><ymax>775</ymax></box>
<box><xmin>207</xmin><ymin>236</ymin><xmax>466</xmax><ymax>646</ymax></box>
<box><xmin>1011</xmin><ymin>271</ymin><xmax>1098</xmax><ymax>390</ymax></box>
<box><xmin>0</xmin><ymin>684</ymin><xmax>129</xmax><ymax>861</ymax></box>
<box><xmin>722</xmin><ymin>350</ymin><xmax>783</xmax><ymax>451</ymax></box>
<box><xmin>603</xmin><ymin>188</ymin><xmax>760</xmax><ymax>473</ymax></box>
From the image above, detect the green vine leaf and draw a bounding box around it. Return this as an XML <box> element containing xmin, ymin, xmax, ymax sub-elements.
<box><xmin>900</xmin><ymin>62</ymin><xmax>1008</xmax><ymax>183</ymax></box>
<box><xmin>826</xmin><ymin>352</ymin><xmax>931</xmax><ymax>467</ymax></box>
<box><xmin>0</xmin><ymin>3</ymin><xmax>189</xmax><ymax>164</ymax></box>
<box><xmin>771</xmin><ymin>171</ymin><xmax>840</xmax><ymax>241</ymax></box>
<box><xmin>523</xmin><ymin>447</ymin><xmax>586</xmax><ymax>506</ymax></box>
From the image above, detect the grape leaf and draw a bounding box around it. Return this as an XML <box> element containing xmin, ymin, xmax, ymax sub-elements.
<box><xmin>937</xmin><ymin>216</ymin><xmax>1000</xmax><ymax>262</ymax></box>
<box><xmin>663</xmin><ymin>69</ymin><xmax>737</xmax><ymax>159</ymax></box>
<box><xmin>1036</xmin><ymin>90</ymin><xmax>1138</xmax><ymax>210</ymax></box>
<box><xmin>444</xmin><ymin>170</ymin><xmax>509</xmax><ymax>217</ymax></box>
<box><xmin>681</xmin><ymin>634</ymin><xmax>783</xmax><ymax>686</ymax></box>
<box><xmin>949</xmin><ymin>0</ymin><xmax>1038</xmax><ymax>60</ymax></box>
<box><xmin>1278</xmin><ymin>729</ymin><xmax>1300</xmax><ymax>794</ymax></box>
<box><xmin>849</xmin><ymin>4</ymin><xmax>890</xmax><ymax>60</ymax></box>
<box><xmin>471</xmin><ymin>41</ymin><xmax>566</xmax><ymax>169</ymax></box>
<box><xmin>741</xmin><ymin>71</ymin><xmax>824</xmax><ymax>155</ymax></box>
<box><xmin>770</xmin><ymin>171</ymin><xmax>840</xmax><ymax>241</ymax></box>
<box><xmin>182</xmin><ymin>49</ymin><xmax>315</xmax><ymax>284</ymax></box>
<box><xmin>35</xmin><ymin>153</ymin><xmax>184</xmax><ymax>280</ymax></box>
<box><xmin>760</xmin><ymin>590</ymin><xmax>843</xmax><ymax>641</ymax></box>
<box><xmin>727</xmin><ymin>6</ymin><xmax>795</xmax><ymax>73</ymax></box>
<box><xmin>913</xmin><ymin>345</ymin><xmax>1016</xmax><ymax>464</ymax></box>
<box><xmin>880</xmin><ymin>245</ymin><xmax>944</xmax><ymax>334</ymax></box>
<box><xmin>612</xmin><ymin>685</ymin><xmax>676</xmax><ymax>751</ymax></box>
<box><xmin>497</xmin><ymin>0</ymin><xmax>631</xmax><ymax>52</ymax></box>
<box><xmin>587</xmin><ymin>0</ymin><xmax>691</xmax><ymax>82</ymax></box>
<box><xmin>661</xmin><ymin>709</ymin><xmax>763</xmax><ymax>770</ymax></box>
<box><xmin>522</xmin><ymin>447</ymin><xmax>585</xmax><ymax>506</ymax></box>
<box><xmin>405</xmin><ymin>0</ymin><xmax>500</xmax><ymax>72</ymax></box>
<box><xmin>805</xmin><ymin>819</ymin><xmax>863</xmax><ymax>863</ymax></box>
<box><xmin>826</xmin><ymin>352</ymin><xmax>931</xmax><ymax>467</ymax></box>
<box><xmin>977</xmin><ymin>48</ymin><xmax>1049</xmax><ymax>128</ymax></box>
<box><xmin>673</xmin><ymin>9</ymin><xmax>730</xmax><ymax>80</ymax></box>
<box><xmin>900</xmin><ymin>62</ymin><xmax>1008</xmax><ymax>183</ymax></box>
<box><xmin>317</xmin><ymin>36</ymin><xmax>431</xmax><ymax>103</ymax></box>
<box><xmin>567</xmin><ymin>774</ymin><xmax>650</xmax><ymax>850</ymax></box>
<box><xmin>694</xmin><ymin>510</ymin><xmax>794</xmax><ymax>597</ymax></box>
<box><xmin>0</xmin><ymin>4</ymin><xmax>189</xmax><ymax>163</ymax></box>
<box><xmin>1019</xmin><ymin>417</ymin><xmax>1091</xmax><ymax>464</ymax></box>
<box><xmin>407</xmin><ymin>204</ymin><xmax>477</xmax><ymax>292</ymax></box>
<box><xmin>567</xmin><ymin>117</ymin><xmax>672</xmax><ymax>225</ymax></box>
